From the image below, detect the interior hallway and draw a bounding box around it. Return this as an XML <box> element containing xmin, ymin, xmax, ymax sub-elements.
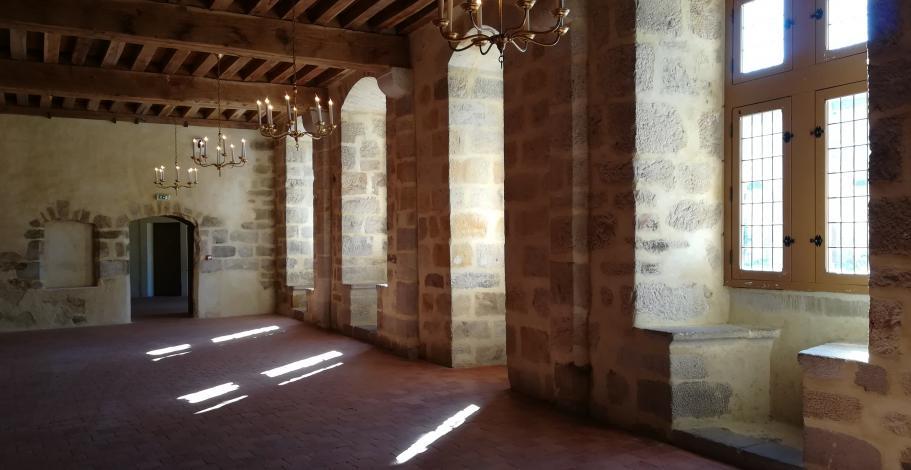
<box><xmin>0</xmin><ymin>315</ymin><xmax>730</xmax><ymax>469</ymax></box>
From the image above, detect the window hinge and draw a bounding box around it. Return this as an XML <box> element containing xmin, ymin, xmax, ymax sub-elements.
<box><xmin>783</xmin><ymin>131</ymin><xmax>794</xmax><ymax>143</ymax></box>
<box><xmin>812</xmin><ymin>126</ymin><xmax>825</xmax><ymax>138</ymax></box>
<box><xmin>810</xmin><ymin>234</ymin><xmax>824</xmax><ymax>247</ymax></box>
<box><xmin>811</xmin><ymin>8</ymin><xmax>824</xmax><ymax>20</ymax></box>
<box><xmin>784</xmin><ymin>235</ymin><xmax>795</xmax><ymax>247</ymax></box>
<box><xmin>785</xmin><ymin>18</ymin><xmax>796</xmax><ymax>29</ymax></box>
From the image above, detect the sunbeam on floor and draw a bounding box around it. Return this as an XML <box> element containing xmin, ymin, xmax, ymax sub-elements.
<box><xmin>178</xmin><ymin>382</ymin><xmax>240</xmax><ymax>404</ymax></box>
<box><xmin>278</xmin><ymin>362</ymin><xmax>344</xmax><ymax>386</ymax></box>
<box><xmin>394</xmin><ymin>404</ymin><xmax>481</xmax><ymax>464</ymax></box>
<box><xmin>260</xmin><ymin>351</ymin><xmax>343</xmax><ymax>378</ymax></box>
<box><xmin>210</xmin><ymin>325</ymin><xmax>281</xmax><ymax>343</ymax></box>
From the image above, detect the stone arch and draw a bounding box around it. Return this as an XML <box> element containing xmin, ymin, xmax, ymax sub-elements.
<box><xmin>339</xmin><ymin>77</ymin><xmax>388</xmax><ymax>328</ymax></box>
<box><xmin>447</xmin><ymin>44</ymin><xmax>506</xmax><ymax>366</ymax></box>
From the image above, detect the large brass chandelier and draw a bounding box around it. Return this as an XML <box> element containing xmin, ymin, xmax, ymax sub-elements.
<box><xmin>155</xmin><ymin>125</ymin><xmax>199</xmax><ymax>191</ymax></box>
<box><xmin>434</xmin><ymin>0</ymin><xmax>570</xmax><ymax>62</ymax></box>
<box><xmin>190</xmin><ymin>54</ymin><xmax>247</xmax><ymax>176</ymax></box>
<box><xmin>257</xmin><ymin>5</ymin><xmax>337</xmax><ymax>148</ymax></box>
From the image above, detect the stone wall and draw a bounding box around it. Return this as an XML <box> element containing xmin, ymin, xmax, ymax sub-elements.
<box><xmin>800</xmin><ymin>1</ymin><xmax>911</xmax><ymax>467</ymax></box>
<box><xmin>448</xmin><ymin>47</ymin><xmax>506</xmax><ymax>367</ymax></box>
<box><xmin>341</xmin><ymin>78</ymin><xmax>388</xmax><ymax>287</ymax></box>
<box><xmin>0</xmin><ymin>116</ymin><xmax>275</xmax><ymax>331</ymax></box>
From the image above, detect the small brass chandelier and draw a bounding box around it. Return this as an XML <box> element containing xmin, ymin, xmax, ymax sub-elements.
<box><xmin>434</xmin><ymin>0</ymin><xmax>570</xmax><ymax>62</ymax></box>
<box><xmin>257</xmin><ymin>5</ymin><xmax>337</xmax><ymax>148</ymax></box>
<box><xmin>155</xmin><ymin>125</ymin><xmax>199</xmax><ymax>191</ymax></box>
<box><xmin>190</xmin><ymin>54</ymin><xmax>248</xmax><ymax>176</ymax></box>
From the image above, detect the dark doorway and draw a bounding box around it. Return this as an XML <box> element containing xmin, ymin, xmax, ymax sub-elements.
<box><xmin>152</xmin><ymin>223</ymin><xmax>181</xmax><ymax>296</ymax></box>
<box><xmin>129</xmin><ymin>217</ymin><xmax>194</xmax><ymax>320</ymax></box>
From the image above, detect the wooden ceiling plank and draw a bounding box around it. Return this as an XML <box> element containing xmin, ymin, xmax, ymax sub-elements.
<box><xmin>70</xmin><ymin>37</ymin><xmax>91</xmax><ymax>65</ymax></box>
<box><xmin>191</xmin><ymin>53</ymin><xmax>220</xmax><ymax>77</ymax></box>
<box><xmin>131</xmin><ymin>44</ymin><xmax>156</xmax><ymax>72</ymax></box>
<box><xmin>135</xmin><ymin>102</ymin><xmax>151</xmax><ymax>115</ymax></box>
<box><xmin>0</xmin><ymin>0</ymin><xmax>410</xmax><ymax>72</ymax></box>
<box><xmin>16</xmin><ymin>93</ymin><xmax>29</xmax><ymax>106</ymax></box>
<box><xmin>374</xmin><ymin>0</ymin><xmax>433</xmax><ymax>30</ymax></box>
<box><xmin>270</xmin><ymin>62</ymin><xmax>307</xmax><ymax>84</ymax></box>
<box><xmin>43</xmin><ymin>32</ymin><xmax>61</xmax><ymax>64</ymax></box>
<box><xmin>228</xmin><ymin>108</ymin><xmax>247</xmax><ymax>121</ymax></box>
<box><xmin>295</xmin><ymin>65</ymin><xmax>327</xmax><ymax>86</ymax></box>
<box><xmin>281</xmin><ymin>0</ymin><xmax>320</xmax><ymax>20</ymax></box>
<box><xmin>101</xmin><ymin>39</ymin><xmax>125</xmax><ymax>68</ymax></box>
<box><xmin>86</xmin><ymin>98</ymin><xmax>99</xmax><ymax>111</ymax></box>
<box><xmin>245</xmin><ymin>60</ymin><xmax>278</xmax><ymax>82</ymax></box>
<box><xmin>0</xmin><ymin>59</ymin><xmax>319</xmax><ymax>110</ymax></box>
<box><xmin>209</xmin><ymin>0</ymin><xmax>235</xmax><ymax>10</ymax></box>
<box><xmin>61</xmin><ymin>96</ymin><xmax>76</xmax><ymax>109</ymax></box>
<box><xmin>342</xmin><ymin>0</ymin><xmax>397</xmax><ymax>29</ymax></box>
<box><xmin>220</xmin><ymin>56</ymin><xmax>251</xmax><ymax>80</ymax></box>
<box><xmin>314</xmin><ymin>0</ymin><xmax>359</xmax><ymax>25</ymax></box>
<box><xmin>9</xmin><ymin>29</ymin><xmax>27</xmax><ymax>60</ymax></box>
<box><xmin>162</xmin><ymin>49</ymin><xmax>191</xmax><ymax>75</ymax></box>
<box><xmin>158</xmin><ymin>104</ymin><xmax>175</xmax><ymax>117</ymax></box>
<box><xmin>0</xmin><ymin>103</ymin><xmax>258</xmax><ymax>129</ymax></box>
<box><xmin>399</xmin><ymin>4</ymin><xmax>438</xmax><ymax>34</ymax></box>
<box><xmin>183</xmin><ymin>106</ymin><xmax>199</xmax><ymax>119</ymax></box>
<box><xmin>248</xmin><ymin>0</ymin><xmax>280</xmax><ymax>16</ymax></box>
<box><xmin>39</xmin><ymin>94</ymin><xmax>52</xmax><ymax>107</ymax></box>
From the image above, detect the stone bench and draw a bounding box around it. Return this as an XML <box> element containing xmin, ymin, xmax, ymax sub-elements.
<box><xmin>642</xmin><ymin>324</ymin><xmax>780</xmax><ymax>423</ymax></box>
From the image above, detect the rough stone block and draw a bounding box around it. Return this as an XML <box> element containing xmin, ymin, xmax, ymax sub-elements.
<box><xmin>212</xmin><ymin>246</ymin><xmax>236</xmax><ymax>258</ymax></box>
<box><xmin>855</xmin><ymin>363</ymin><xmax>889</xmax><ymax>394</ymax></box>
<box><xmin>637</xmin><ymin>379</ymin><xmax>672</xmax><ymax>422</ymax></box>
<box><xmin>451</xmin><ymin>272</ymin><xmax>499</xmax><ymax>289</ymax></box>
<box><xmin>672</xmin><ymin>382</ymin><xmax>733</xmax><ymax>418</ymax></box>
<box><xmin>803</xmin><ymin>390</ymin><xmax>862</xmax><ymax>422</ymax></box>
<box><xmin>520</xmin><ymin>327</ymin><xmax>550</xmax><ymax>364</ymax></box>
<box><xmin>99</xmin><ymin>260</ymin><xmax>128</xmax><ymax>278</ymax></box>
<box><xmin>607</xmin><ymin>370</ymin><xmax>630</xmax><ymax>405</ymax></box>
<box><xmin>671</xmin><ymin>355</ymin><xmax>707</xmax><ymax>380</ymax></box>
<box><xmin>804</xmin><ymin>427</ymin><xmax>881</xmax><ymax>469</ymax></box>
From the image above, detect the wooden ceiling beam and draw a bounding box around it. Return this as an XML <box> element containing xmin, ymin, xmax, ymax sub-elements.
<box><xmin>71</xmin><ymin>37</ymin><xmax>91</xmax><ymax>66</ymax></box>
<box><xmin>342</xmin><ymin>0</ymin><xmax>397</xmax><ymax>29</ymax></box>
<box><xmin>0</xmin><ymin>0</ymin><xmax>410</xmax><ymax>72</ymax></box>
<box><xmin>209</xmin><ymin>0</ymin><xmax>235</xmax><ymax>10</ymax></box>
<box><xmin>281</xmin><ymin>0</ymin><xmax>319</xmax><ymax>20</ymax></box>
<box><xmin>220</xmin><ymin>56</ymin><xmax>251</xmax><ymax>80</ymax></box>
<box><xmin>101</xmin><ymin>40</ymin><xmax>125</xmax><ymax>68</ymax></box>
<box><xmin>314</xmin><ymin>0</ymin><xmax>358</xmax><ymax>25</ymax></box>
<box><xmin>162</xmin><ymin>49</ymin><xmax>191</xmax><ymax>75</ymax></box>
<box><xmin>0</xmin><ymin>59</ymin><xmax>320</xmax><ymax>111</ymax></box>
<box><xmin>248</xmin><ymin>0</ymin><xmax>280</xmax><ymax>16</ymax></box>
<box><xmin>373</xmin><ymin>0</ymin><xmax>433</xmax><ymax>30</ymax></box>
<box><xmin>131</xmin><ymin>44</ymin><xmax>156</xmax><ymax>72</ymax></box>
<box><xmin>43</xmin><ymin>33</ymin><xmax>61</xmax><ymax>64</ymax></box>
<box><xmin>192</xmin><ymin>53</ymin><xmax>220</xmax><ymax>77</ymax></box>
<box><xmin>9</xmin><ymin>29</ymin><xmax>27</xmax><ymax>60</ymax></box>
<box><xmin>244</xmin><ymin>60</ymin><xmax>278</xmax><ymax>82</ymax></box>
<box><xmin>0</xmin><ymin>103</ymin><xmax>257</xmax><ymax>129</ymax></box>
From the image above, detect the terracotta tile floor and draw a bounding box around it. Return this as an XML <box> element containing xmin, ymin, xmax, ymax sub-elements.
<box><xmin>0</xmin><ymin>315</ymin><xmax>733</xmax><ymax>469</ymax></box>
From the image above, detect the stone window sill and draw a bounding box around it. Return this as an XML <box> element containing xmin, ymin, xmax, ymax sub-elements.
<box><xmin>640</xmin><ymin>324</ymin><xmax>781</xmax><ymax>342</ymax></box>
<box><xmin>799</xmin><ymin>342</ymin><xmax>869</xmax><ymax>364</ymax></box>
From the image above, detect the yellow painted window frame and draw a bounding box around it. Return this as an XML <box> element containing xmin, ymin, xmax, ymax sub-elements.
<box><xmin>724</xmin><ymin>0</ymin><xmax>869</xmax><ymax>294</ymax></box>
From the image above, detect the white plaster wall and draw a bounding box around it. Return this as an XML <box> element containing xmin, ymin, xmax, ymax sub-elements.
<box><xmin>729</xmin><ymin>289</ymin><xmax>869</xmax><ymax>424</ymax></box>
<box><xmin>0</xmin><ymin>115</ymin><xmax>275</xmax><ymax>330</ymax></box>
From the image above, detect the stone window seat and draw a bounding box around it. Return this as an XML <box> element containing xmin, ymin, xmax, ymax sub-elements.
<box><xmin>642</xmin><ymin>324</ymin><xmax>781</xmax><ymax>342</ymax></box>
<box><xmin>798</xmin><ymin>342</ymin><xmax>869</xmax><ymax>364</ymax></box>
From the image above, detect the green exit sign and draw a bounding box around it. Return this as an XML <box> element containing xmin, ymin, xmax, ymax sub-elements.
<box><xmin>154</xmin><ymin>193</ymin><xmax>172</xmax><ymax>201</ymax></box>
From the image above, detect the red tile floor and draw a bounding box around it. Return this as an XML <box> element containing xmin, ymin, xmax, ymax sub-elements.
<box><xmin>0</xmin><ymin>315</ymin><xmax>733</xmax><ymax>469</ymax></box>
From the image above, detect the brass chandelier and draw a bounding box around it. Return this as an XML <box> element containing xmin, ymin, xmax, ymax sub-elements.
<box><xmin>155</xmin><ymin>125</ymin><xmax>199</xmax><ymax>191</ymax></box>
<box><xmin>257</xmin><ymin>5</ymin><xmax>337</xmax><ymax>148</ymax></box>
<box><xmin>434</xmin><ymin>0</ymin><xmax>570</xmax><ymax>62</ymax></box>
<box><xmin>190</xmin><ymin>54</ymin><xmax>248</xmax><ymax>176</ymax></box>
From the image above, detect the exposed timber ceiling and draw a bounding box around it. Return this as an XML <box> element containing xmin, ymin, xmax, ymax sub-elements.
<box><xmin>0</xmin><ymin>0</ymin><xmax>435</xmax><ymax>128</ymax></box>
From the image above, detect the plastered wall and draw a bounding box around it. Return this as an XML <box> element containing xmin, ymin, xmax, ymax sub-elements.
<box><xmin>0</xmin><ymin>116</ymin><xmax>276</xmax><ymax>331</ymax></box>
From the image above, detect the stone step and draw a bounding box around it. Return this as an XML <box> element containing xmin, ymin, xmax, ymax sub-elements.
<box><xmin>672</xmin><ymin>425</ymin><xmax>803</xmax><ymax>470</ymax></box>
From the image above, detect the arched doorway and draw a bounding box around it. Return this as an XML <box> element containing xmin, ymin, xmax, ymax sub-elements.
<box><xmin>128</xmin><ymin>216</ymin><xmax>195</xmax><ymax>320</ymax></box>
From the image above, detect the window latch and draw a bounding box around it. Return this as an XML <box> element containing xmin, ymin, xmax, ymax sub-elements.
<box><xmin>784</xmin><ymin>236</ymin><xmax>796</xmax><ymax>247</ymax></box>
<box><xmin>783</xmin><ymin>131</ymin><xmax>794</xmax><ymax>143</ymax></box>
<box><xmin>811</xmin><ymin>8</ymin><xmax>824</xmax><ymax>20</ymax></box>
<box><xmin>811</xmin><ymin>126</ymin><xmax>825</xmax><ymax>138</ymax></box>
<box><xmin>810</xmin><ymin>234</ymin><xmax>824</xmax><ymax>247</ymax></box>
<box><xmin>785</xmin><ymin>18</ymin><xmax>796</xmax><ymax>29</ymax></box>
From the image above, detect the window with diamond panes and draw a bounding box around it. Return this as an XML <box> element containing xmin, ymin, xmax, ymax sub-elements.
<box><xmin>739</xmin><ymin>109</ymin><xmax>785</xmax><ymax>272</ymax></box>
<box><xmin>825</xmin><ymin>91</ymin><xmax>869</xmax><ymax>275</ymax></box>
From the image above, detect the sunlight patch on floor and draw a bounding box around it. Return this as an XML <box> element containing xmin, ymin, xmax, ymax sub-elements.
<box><xmin>194</xmin><ymin>395</ymin><xmax>249</xmax><ymax>414</ymax></box>
<box><xmin>278</xmin><ymin>362</ymin><xmax>344</xmax><ymax>386</ymax></box>
<box><xmin>146</xmin><ymin>344</ymin><xmax>191</xmax><ymax>356</ymax></box>
<box><xmin>394</xmin><ymin>404</ymin><xmax>481</xmax><ymax>464</ymax></box>
<box><xmin>260</xmin><ymin>351</ymin><xmax>343</xmax><ymax>378</ymax></box>
<box><xmin>211</xmin><ymin>325</ymin><xmax>281</xmax><ymax>343</ymax></box>
<box><xmin>152</xmin><ymin>351</ymin><xmax>190</xmax><ymax>362</ymax></box>
<box><xmin>178</xmin><ymin>382</ymin><xmax>240</xmax><ymax>404</ymax></box>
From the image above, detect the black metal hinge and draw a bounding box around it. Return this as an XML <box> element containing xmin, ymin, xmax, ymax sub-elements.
<box><xmin>784</xmin><ymin>235</ymin><xmax>796</xmax><ymax>247</ymax></box>
<box><xmin>811</xmin><ymin>8</ymin><xmax>824</xmax><ymax>20</ymax></box>
<box><xmin>810</xmin><ymin>234</ymin><xmax>824</xmax><ymax>247</ymax></box>
<box><xmin>783</xmin><ymin>131</ymin><xmax>794</xmax><ymax>143</ymax></box>
<box><xmin>785</xmin><ymin>18</ymin><xmax>796</xmax><ymax>29</ymax></box>
<box><xmin>812</xmin><ymin>126</ymin><xmax>825</xmax><ymax>138</ymax></box>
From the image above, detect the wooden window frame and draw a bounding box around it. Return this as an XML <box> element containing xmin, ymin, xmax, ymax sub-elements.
<box><xmin>724</xmin><ymin>0</ymin><xmax>869</xmax><ymax>294</ymax></box>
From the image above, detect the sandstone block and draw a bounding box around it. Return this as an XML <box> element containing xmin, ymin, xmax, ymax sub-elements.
<box><xmin>803</xmin><ymin>390</ymin><xmax>862</xmax><ymax>422</ymax></box>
